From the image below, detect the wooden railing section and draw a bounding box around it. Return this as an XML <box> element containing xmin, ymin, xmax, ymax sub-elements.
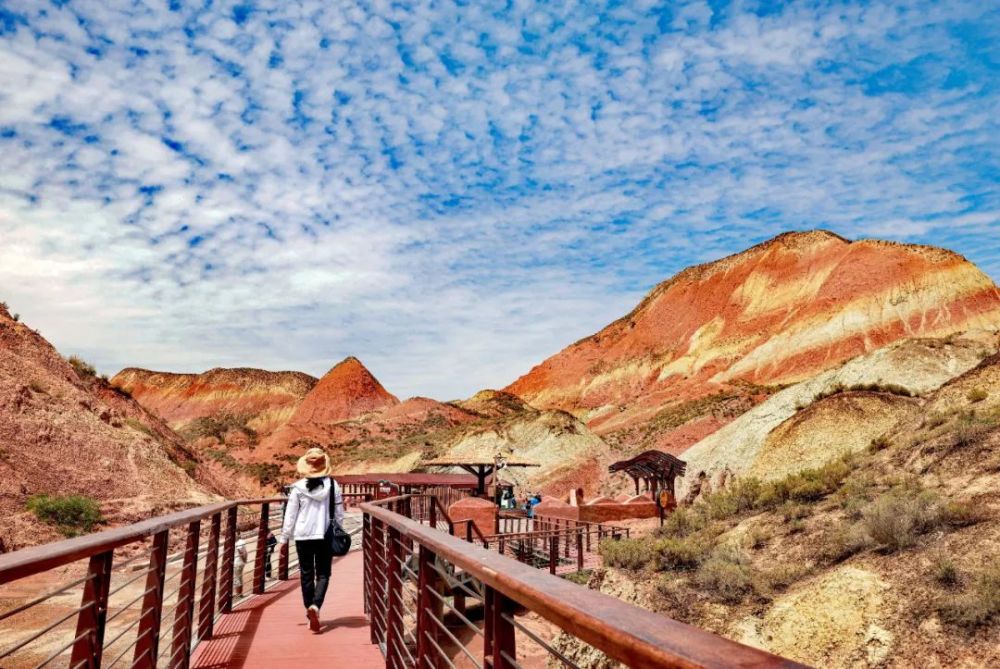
<box><xmin>0</xmin><ymin>499</ymin><xmax>295</xmax><ymax>669</ymax></box>
<box><xmin>362</xmin><ymin>494</ymin><xmax>809</xmax><ymax>669</ymax></box>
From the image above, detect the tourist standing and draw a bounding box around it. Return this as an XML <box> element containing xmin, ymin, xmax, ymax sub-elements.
<box><xmin>278</xmin><ymin>448</ymin><xmax>344</xmax><ymax>633</ymax></box>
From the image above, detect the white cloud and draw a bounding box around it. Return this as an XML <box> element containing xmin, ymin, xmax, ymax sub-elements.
<box><xmin>0</xmin><ymin>0</ymin><xmax>996</xmax><ymax>398</ymax></box>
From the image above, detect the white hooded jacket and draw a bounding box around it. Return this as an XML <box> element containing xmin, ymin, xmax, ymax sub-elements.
<box><xmin>279</xmin><ymin>477</ymin><xmax>344</xmax><ymax>543</ymax></box>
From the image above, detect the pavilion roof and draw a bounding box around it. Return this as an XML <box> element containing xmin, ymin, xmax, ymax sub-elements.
<box><xmin>422</xmin><ymin>456</ymin><xmax>540</xmax><ymax>468</ymax></box>
<box><xmin>332</xmin><ymin>472</ymin><xmax>479</xmax><ymax>488</ymax></box>
<box><xmin>608</xmin><ymin>450</ymin><xmax>686</xmax><ymax>480</ymax></box>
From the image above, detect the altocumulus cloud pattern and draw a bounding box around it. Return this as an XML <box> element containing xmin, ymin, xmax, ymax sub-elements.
<box><xmin>0</xmin><ymin>0</ymin><xmax>997</xmax><ymax>398</ymax></box>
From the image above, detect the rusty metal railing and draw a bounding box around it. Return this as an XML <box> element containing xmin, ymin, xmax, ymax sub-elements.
<box><xmin>362</xmin><ymin>494</ymin><xmax>809</xmax><ymax>669</ymax></box>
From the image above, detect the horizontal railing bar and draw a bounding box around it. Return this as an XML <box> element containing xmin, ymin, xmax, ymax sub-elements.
<box><xmin>422</xmin><ymin>629</ymin><xmax>459</xmax><ymax>669</ymax></box>
<box><xmin>502</xmin><ymin>611</ymin><xmax>581</xmax><ymax>668</ymax></box>
<box><xmin>0</xmin><ymin>602</ymin><xmax>86</xmax><ymax>659</ymax></box>
<box><xmin>424</xmin><ymin>605</ymin><xmax>483</xmax><ymax>669</ymax></box>
<box><xmin>424</xmin><ymin>584</ymin><xmax>484</xmax><ymax>638</ymax></box>
<box><xmin>32</xmin><ymin>629</ymin><xmax>88</xmax><ymax>669</ymax></box>
<box><xmin>0</xmin><ymin>572</ymin><xmax>95</xmax><ymax>623</ymax></box>
<box><xmin>364</xmin><ymin>496</ymin><xmax>807</xmax><ymax>669</ymax></box>
<box><xmin>0</xmin><ymin>498</ymin><xmax>286</xmax><ymax>584</ymax></box>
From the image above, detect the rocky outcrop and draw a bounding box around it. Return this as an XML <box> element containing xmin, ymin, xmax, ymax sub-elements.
<box><xmin>506</xmin><ymin>231</ymin><xmax>1000</xmax><ymax>443</ymax></box>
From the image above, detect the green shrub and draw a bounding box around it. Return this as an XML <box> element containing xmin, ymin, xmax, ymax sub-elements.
<box><xmin>563</xmin><ymin>570</ymin><xmax>592</xmax><ymax>586</ymax></box>
<box><xmin>932</xmin><ymin>553</ymin><xmax>959</xmax><ymax>587</ymax></box>
<box><xmin>599</xmin><ymin>538</ymin><xmax>657</xmax><ymax>570</ymax></box>
<box><xmin>657</xmin><ymin>535</ymin><xmax>713</xmax><ymax>570</ymax></box>
<box><xmin>779</xmin><ymin>501</ymin><xmax>811</xmax><ymax>522</ymax></box>
<box><xmin>695</xmin><ymin>546</ymin><xmax>754</xmax><ymax>603</ymax></box>
<box><xmin>818</xmin><ymin>523</ymin><xmax>872</xmax><ymax>563</ymax></box>
<box><xmin>967</xmin><ymin>388</ymin><xmax>988</xmax><ymax>403</ymax></box>
<box><xmin>67</xmin><ymin>355</ymin><xmax>96</xmax><ymax>379</ymax></box>
<box><xmin>939</xmin><ymin>566</ymin><xmax>1000</xmax><ymax>628</ymax></box>
<box><xmin>27</xmin><ymin>494</ymin><xmax>103</xmax><ymax>536</ymax></box>
<box><xmin>862</xmin><ymin>486</ymin><xmax>944</xmax><ymax>552</ymax></box>
<box><xmin>657</xmin><ymin>506</ymin><xmax>709</xmax><ymax>538</ymax></box>
<box><xmin>757</xmin><ymin>454</ymin><xmax>857</xmax><ymax>508</ymax></box>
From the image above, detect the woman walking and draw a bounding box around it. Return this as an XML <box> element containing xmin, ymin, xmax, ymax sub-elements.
<box><xmin>278</xmin><ymin>447</ymin><xmax>344</xmax><ymax>632</ymax></box>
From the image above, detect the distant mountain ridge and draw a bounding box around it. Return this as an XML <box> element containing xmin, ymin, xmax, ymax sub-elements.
<box><xmin>504</xmin><ymin>230</ymin><xmax>1000</xmax><ymax>445</ymax></box>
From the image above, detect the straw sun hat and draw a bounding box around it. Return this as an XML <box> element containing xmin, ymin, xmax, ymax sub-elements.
<box><xmin>296</xmin><ymin>447</ymin><xmax>331</xmax><ymax>478</ymax></box>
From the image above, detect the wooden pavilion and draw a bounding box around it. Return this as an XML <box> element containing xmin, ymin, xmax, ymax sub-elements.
<box><xmin>608</xmin><ymin>450</ymin><xmax>687</xmax><ymax>498</ymax></box>
<box><xmin>422</xmin><ymin>455</ymin><xmax>540</xmax><ymax>497</ymax></box>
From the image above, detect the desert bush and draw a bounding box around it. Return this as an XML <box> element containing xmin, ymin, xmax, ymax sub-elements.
<box><xmin>657</xmin><ymin>535</ymin><xmax>714</xmax><ymax>570</ymax></box>
<box><xmin>67</xmin><ymin>355</ymin><xmax>96</xmax><ymax>379</ymax></box>
<box><xmin>862</xmin><ymin>486</ymin><xmax>945</xmax><ymax>552</ymax></box>
<box><xmin>246</xmin><ymin>463</ymin><xmax>282</xmax><ymax>487</ymax></box>
<box><xmin>967</xmin><ymin>388</ymin><xmax>988</xmax><ymax>403</ymax></box>
<box><xmin>922</xmin><ymin>411</ymin><xmax>950</xmax><ymax>429</ymax></box>
<box><xmin>562</xmin><ymin>570</ymin><xmax>592</xmax><ymax>586</ymax></box>
<box><xmin>835</xmin><ymin>472</ymin><xmax>879</xmax><ymax>520</ymax></box>
<box><xmin>818</xmin><ymin>523</ymin><xmax>872</xmax><ymax>563</ymax></box>
<box><xmin>868</xmin><ymin>435</ymin><xmax>892</xmax><ymax>453</ymax></box>
<box><xmin>126</xmin><ymin>417</ymin><xmax>156</xmax><ymax>438</ymax></box>
<box><xmin>932</xmin><ymin>553</ymin><xmax>960</xmax><ymax>587</ymax></box>
<box><xmin>12</xmin><ymin>312</ymin><xmax>19</xmax><ymax>322</ymax></box>
<box><xmin>754</xmin><ymin>563</ymin><xmax>811</xmax><ymax>594</ymax></box>
<box><xmin>28</xmin><ymin>380</ymin><xmax>45</xmax><ymax>394</ymax></box>
<box><xmin>702</xmin><ymin>477</ymin><xmax>763</xmax><ymax>520</ymax></box>
<box><xmin>779</xmin><ymin>501</ymin><xmax>811</xmax><ymax>522</ymax></box>
<box><xmin>695</xmin><ymin>546</ymin><xmax>754</xmax><ymax>603</ymax></box>
<box><xmin>941</xmin><ymin>500</ymin><xmax>986</xmax><ymax>527</ymax></box>
<box><xmin>27</xmin><ymin>494</ymin><xmax>103</xmax><ymax>536</ymax></box>
<box><xmin>757</xmin><ymin>454</ymin><xmax>857</xmax><ymax>508</ymax></box>
<box><xmin>656</xmin><ymin>506</ymin><xmax>709</xmax><ymax>538</ymax></box>
<box><xmin>599</xmin><ymin>538</ymin><xmax>658</xmax><ymax>570</ymax></box>
<box><xmin>939</xmin><ymin>566</ymin><xmax>1000</xmax><ymax>628</ymax></box>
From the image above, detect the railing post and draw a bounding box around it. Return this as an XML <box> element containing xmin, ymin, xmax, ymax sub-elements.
<box><xmin>586</xmin><ymin>522</ymin><xmax>591</xmax><ymax>552</ymax></box>
<box><xmin>370</xmin><ymin>518</ymin><xmax>387</xmax><ymax>645</ymax></box>
<box><xmin>362</xmin><ymin>512</ymin><xmax>371</xmax><ymax>615</ymax></box>
<box><xmin>549</xmin><ymin>536</ymin><xmax>558</xmax><ymax>575</ymax></box>
<box><xmin>386</xmin><ymin>526</ymin><xmax>402</xmax><ymax>669</ymax></box>
<box><xmin>576</xmin><ymin>531</ymin><xmax>584</xmax><ymax>572</ymax></box>
<box><xmin>278</xmin><ymin>537</ymin><xmax>289</xmax><ymax>581</ymax></box>
<box><xmin>465</xmin><ymin>520</ymin><xmax>473</xmax><ymax>543</ymax></box>
<box><xmin>170</xmin><ymin>520</ymin><xmax>200</xmax><ymax>669</ymax></box>
<box><xmin>133</xmin><ymin>530</ymin><xmax>168</xmax><ymax>669</ymax></box>
<box><xmin>429</xmin><ymin>499</ymin><xmax>437</xmax><ymax>529</ymax></box>
<box><xmin>219</xmin><ymin>506</ymin><xmax>237</xmax><ymax>614</ymax></box>
<box><xmin>416</xmin><ymin>545</ymin><xmax>443</xmax><ymax>669</ymax></box>
<box><xmin>484</xmin><ymin>586</ymin><xmax>516</xmax><ymax>669</ymax></box>
<box><xmin>252</xmin><ymin>502</ymin><xmax>269</xmax><ymax>595</ymax></box>
<box><xmin>197</xmin><ymin>512</ymin><xmax>221</xmax><ymax>642</ymax></box>
<box><xmin>69</xmin><ymin>549</ymin><xmax>113</xmax><ymax>669</ymax></box>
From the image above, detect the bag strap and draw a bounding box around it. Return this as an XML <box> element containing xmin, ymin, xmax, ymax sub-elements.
<box><xmin>328</xmin><ymin>476</ymin><xmax>342</xmax><ymax>517</ymax></box>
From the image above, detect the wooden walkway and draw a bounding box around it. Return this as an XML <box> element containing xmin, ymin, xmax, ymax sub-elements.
<box><xmin>191</xmin><ymin>551</ymin><xmax>383</xmax><ymax>669</ymax></box>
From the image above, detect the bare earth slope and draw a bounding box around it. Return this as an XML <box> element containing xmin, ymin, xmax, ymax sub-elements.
<box><xmin>506</xmin><ymin>231</ymin><xmax>1000</xmax><ymax>445</ymax></box>
<box><xmin>0</xmin><ymin>305</ymin><xmax>215</xmax><ymax>550</ymax></box>
<box><xmin>677</xmin><ymin>331</ymin><xmax>1000</xmax><ymax>500</ymax></box>
<box><xmin>577</xmin><ymin>344</ymin><xmax>1000</xmax><ymax>668</ymax></box>
<box><xmin>110</xmin><ymin>367</ymin><xmax>317</xmax><ymax>439</ymax></box>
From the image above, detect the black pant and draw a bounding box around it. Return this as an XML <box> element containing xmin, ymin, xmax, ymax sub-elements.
<box><xmin>296</xmin><ymin>539</ymin><xmax>332</xmax><ymax>610</ymax></box>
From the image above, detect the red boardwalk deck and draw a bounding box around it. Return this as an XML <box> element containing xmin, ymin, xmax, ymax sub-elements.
<box><xmin>192</xmin><ymin>551</ymin><xmax>382</xmax><ymax>669</ymax></box>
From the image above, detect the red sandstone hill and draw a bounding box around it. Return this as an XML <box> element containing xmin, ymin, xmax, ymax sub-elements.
<box><xmin>505</xmin><ymin>231</ymin><xmax>1000</xmax><ymax>449</ymax></box>
<box><xmin>253</xmin><ymin>357</ymin><xmax>402</xmax><ymax>461</ymax></box>
<box><xmin>110</xmin><ymin>367</ymin><xmax>317</xmax><ymax>442</ymax></box>
<box><xmin>287</xmin><ymin>356</ymin><xmax>399</xmax><ymax>424</ymax></box>
<box><xmin>0</xmin><ymin>303</ymin><xmax>216</xmax><ymax>550</ymax></box>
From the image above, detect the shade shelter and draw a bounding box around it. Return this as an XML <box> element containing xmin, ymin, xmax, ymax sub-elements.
<box><xmin>422</xmin><ymin>455</ymin><xmax>540</xmax><ymax>497</ymax></box>
<box><xmin>608</xmin><ymin>450</ymin><xmax>687</xmax><ymax>498</ymax></box>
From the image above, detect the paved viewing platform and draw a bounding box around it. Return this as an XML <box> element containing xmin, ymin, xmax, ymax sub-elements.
<box><xmin>192</xmin><ymin>551</ymin><xmax>381</xmax><ymax>669</ymax></box>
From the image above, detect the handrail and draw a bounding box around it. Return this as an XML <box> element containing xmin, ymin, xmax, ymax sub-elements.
<box><xmin>363</xmin><ymin>494</ymin><xmax>806</xmax><ymax>669</ymax></box>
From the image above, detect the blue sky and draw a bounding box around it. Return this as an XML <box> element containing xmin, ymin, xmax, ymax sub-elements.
<box><xmin>0</xmin><ymin>0</ymin><xmax>997</xmax><ymax>399</ymax></box>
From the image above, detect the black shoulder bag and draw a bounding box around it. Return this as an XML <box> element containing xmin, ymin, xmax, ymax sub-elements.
<box><xmin>325</xmin><ymin>477</ymin><xmax>352</xmax><ymax>556</ymax></box>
